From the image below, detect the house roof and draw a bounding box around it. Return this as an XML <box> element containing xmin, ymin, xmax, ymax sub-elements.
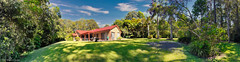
<box><xmin>72</xmin><ymin>33</ymin><xmax>78</xmax><ymax>37</ymax></box>
<box><xmin>74</xmin><ymin>25</ymin><xmax>120</xmax><ymax>35</ymax></box>
<box><xmin>76</xmin><ymin>30</ymin><xmax>89</xmax><ymax>34</ymax></box>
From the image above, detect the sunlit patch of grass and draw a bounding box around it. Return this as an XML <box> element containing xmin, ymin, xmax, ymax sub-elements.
<box><xmin>20</xmin><ymin>38</ymin><xmax>206</xmax><ymax>62</ymax></box>
<box><xmin>215</xmin><ymin>42</ymin><xmax>240</xmax><ymax>61</ymax></box>
<box><xmin>163</xmin><ymin>47</ymin><xmax>187</xmax><ymax>61</ymax></box>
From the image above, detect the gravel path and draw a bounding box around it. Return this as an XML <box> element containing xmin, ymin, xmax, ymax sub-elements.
<box><xmin>147</xmin><ymin>41</ymin><xmax>182</xmax><ymax>51</ymax></box>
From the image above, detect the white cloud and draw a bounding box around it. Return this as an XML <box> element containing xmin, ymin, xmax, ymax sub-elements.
<box><xmin>81</xmin><ymin>6</ymin><xmax>109</xmax><ymax>14</ymax></box>
<box><xmin>78</xmin><ymin>10</ymin><xmax>91</xmax><ymax>16</ymax></box>
<box><xmin>63</xmin><ymin>9</ymin><xmax>72</xmax><ymax>12</ymax></box>
<box><xmin>143</xmin><ymin>4</ymin><xmax>151</xmax><ymax>7</ymax></box>
<box><xmin>115</xmin><ymin>3</ymin><xmax>137</xmax><ymax>11</ymax></box>
<box><xmin>51</xmin><ymin>3</ymin><xmax>109</xmax><ymax>15</ymax></box>
<box><xmin>51</xmin><ymin>3</ymin><xmax>58</xmax><ymax>6</ymax></box>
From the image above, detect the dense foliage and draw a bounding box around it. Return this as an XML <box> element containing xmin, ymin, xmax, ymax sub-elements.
<box><xmin>57</xmin><ymin>19</ymin><xmax>99</xmax><ymax>41</ymax></box>
<box><xmin>113</xmin><ymin>11</ymin><xmax>174</xmax><ymax>38</ymax></box>
<box><xmin>189</xmin><ymin>40</ymin><xmax>219</xmax><ymax>58</ymax></box>
<box><xmin>148</xmin><ymin>0</ymin><xmax>240</xmax><ymax>58</ymax></box>
<box><xmin>0</xmin><ymin>0</ymin><xmax>63</xmax><ymax>61</ymax></box>
<box><xmin>0</xmin><ymin>0</ymin><xmax>99</xmax><ymax>61</ymax></box>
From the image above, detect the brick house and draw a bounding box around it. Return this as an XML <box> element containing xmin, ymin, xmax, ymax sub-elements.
<box><xmin>72</xmin><ymin>25</ymin><xmax>121</xmax><ymax>41</ymax></box>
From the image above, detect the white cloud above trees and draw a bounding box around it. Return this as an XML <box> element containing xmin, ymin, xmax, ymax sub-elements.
<box><xmin>81</xmin><ymin>6</ymin><xmax>109</xmax><ymax>14</ymax></box>
<box><xmin>115</xmin><ymin>3</ymin><xmax>138</xmax><ymax>11</ymax></box>
<box><xmin>143</xmin><ymin>4</ymin><xmax>151</xmax><ymax>7</ymax></box>
<box><xmin>78</xmin><ymin>10</ymin><xmax>91</xmax><ymax>16</ymax></box>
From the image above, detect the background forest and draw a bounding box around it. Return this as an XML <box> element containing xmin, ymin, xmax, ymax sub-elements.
<box><xmin>1</xmin><ymin>0</ymin><xmax>240</xmax><ymax>61</ymax></box>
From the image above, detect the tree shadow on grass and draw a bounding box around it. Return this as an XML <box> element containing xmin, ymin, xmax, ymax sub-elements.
<box><xmin>147</xmin><ymin>41</ymin><xmax>206</xmax><ymax>62</ymax></box>
<box><xmin>147</xmin><ymin>41</ymin><xmax>181</xmax><ymax>51</ymax></box>
<box><xmin>21</xmin><ymin>41</ymin><xmax>171</xmax><ymax>62</ymax></box>
<box><xmin>20</xmin><ymin>39</ymin><xmax>207</xmax><ymax>62</ymax></box>
<box><xmin>216</xmin><ymin>43</ymin><xmax>240</xmax><ymax>61</ymax></box>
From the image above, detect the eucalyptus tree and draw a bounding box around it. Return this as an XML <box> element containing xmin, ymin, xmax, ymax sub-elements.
<box><xmin>192</xmin><ymin>0</ymin><xmax>208</xmax><ymax>26</ymax></box>
<box><xmin>148</xmin><ymin>0</ymin><xmax>165</xmax><ymax>39</ymax></box>
<box><xmin>231</xmin><ymin>0</ymin><xmax>240</xmax><ymax>42</ymax></box>
<box><xmin>146</xmin><ymin>16</ymin><xmax>151</xmax><ymax>36</ymax></box>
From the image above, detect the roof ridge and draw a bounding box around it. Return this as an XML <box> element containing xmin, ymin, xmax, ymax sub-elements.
<box><xmin>75</xmin><ymin>25</ymin><xmax>118</xmax><ymax>35</ymax></box>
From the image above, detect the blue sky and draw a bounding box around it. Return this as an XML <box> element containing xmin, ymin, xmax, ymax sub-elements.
<box><xmin>49</xmin><ymin>0</ymin><xmax>196</xmax><ymax>27</ymax></box>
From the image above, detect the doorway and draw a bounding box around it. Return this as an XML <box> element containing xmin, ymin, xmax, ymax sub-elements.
<box><xmin>111</xmin><ymin>32</ymin><xmax>115</xmax><ymax>40</ymax></box>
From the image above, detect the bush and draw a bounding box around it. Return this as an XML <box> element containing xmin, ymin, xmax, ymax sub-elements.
<box><xmin>178</xmin><ymin>37</ymin><xmax>192</xmax><ymax>44</ymax></box>
<box><xmin>65</xmin><ymin>33</ymin><xmax>73</xmax><ymax>41</ymax></box>
<box><xmin>217</xmin><ymin>42</ymin><xmax>232</xmax><ymax>52</ymax></box>
<box><xmin>155</xmin><ymin>35</ymin><xmax>161</xmax><ymax>38</ymax></box>
<box><xmin>148</xmin><ymin>35</ymin><xmax>153</xmax><ymax>39</ymax></box>
<box><xmin>75</xmin><ymin>36</ymin><xmax>80</xmax><ymax>41</ymax></box>
<box><xmin>189</xmin><ymin>41</ymin><xmax>219</xmax><ymax>58</ymax></box>
<box><xmin>67</xmin><ymin>37</ymin><xmax>73</xmax><ymax>41</ymax></box>
<box><xmin>117</xmin><ymin>37</ymin><xmax>122</xmax><ymax>40</ymax></box>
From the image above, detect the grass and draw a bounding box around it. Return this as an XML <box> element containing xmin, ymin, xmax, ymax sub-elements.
<box><xmin>20</xmin><ymin>38</ymin><xmax>239</xmax><ymax>62</ymax></box>
<box><xmin>214</xmin><ymin>42</ymin><xmax>240</xmax><ymax>61</ymax></box>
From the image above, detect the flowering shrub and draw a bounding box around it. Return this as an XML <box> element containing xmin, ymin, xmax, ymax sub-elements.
<box><xmin>189</xmin><ymin>24</ymin><xmax>226</xmax><ymax>58</ymax></box>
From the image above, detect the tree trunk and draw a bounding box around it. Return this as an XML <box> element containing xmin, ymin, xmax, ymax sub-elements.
<box><xmin>228</xmin><ymin>18</ymin><xmax>230</xmax><ymax>43</ymax></box>
<box><xmin>148</xmin><ymin>23</ymin><xmax>149</xmax><ymax>36</ymax></box>
<box><xmin>235</xmin><ymin>3</ymin><xmax>239</xmax><ymax>34</ymax></box>
<box><xmin>157</xmin><ymin>15</ymin><xmax>159</xmax><ymax>39</ymax></box>
<box><xmin>201</xmin><ymin>15</ymin><xmax>203</xmax><ymax>27</ymax></box>
<box><xmin>170</xmin><ymin>19</ymin><xmax>173</xmax><ymax>40</ymax></box>
<box><xmin>214</xmin><ymin>0</ymin><xmax>216</xmax><ymax>23</ymax></box>
<box><xmin>220</xmin><ymin>9</ymin><xmax>223</xmax><ymax>27</ymax></box>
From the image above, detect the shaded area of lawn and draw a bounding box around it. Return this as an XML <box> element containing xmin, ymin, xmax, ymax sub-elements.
<box><xmin>20</xmin><ymin>38</ymin><xmax>204</xmax><ymax>62</ymax></box>
<box><xmin>215</xmin><ymin>42</ymin><xmax>240</xmax><ymax>61</ymax></box>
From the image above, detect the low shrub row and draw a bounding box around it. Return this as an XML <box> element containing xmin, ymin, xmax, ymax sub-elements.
<box><xmin>189</xmin><ymin>41</ymin><xmax>219</xmax><ymax>58</ymax></box>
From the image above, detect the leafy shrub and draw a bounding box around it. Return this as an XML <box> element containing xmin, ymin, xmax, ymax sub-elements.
<box><xmin>67</xmin><ymin>37</ymin><xmax>73</xmax><ymax>41</ymax></box>
<box><xmin>75</xmin><ymin>36</ymin><xmax>80</xmax><ymax>41</ymax></box>
<box><xmin>178</xmin><ymin>37</ymin><xmax>192</xmax><ymax>44</ymax></box>
<box><xmin>200</xmin><ymin>25</ymin><xmax>227</xmax><ymax>42</ymax></box>
<box><xmin>65</xmin><ymin>33</ymin><xmax>73</xmax><ymax>41</ymax></box>
<box><xmin>189</xmin><ymin>41</ymin><xmax>219</xmax><ymax>58</ymax></box>
<box><xmin>33</xmin><ymin>34</ymin><xmax>42</xmax><ymax>49</ymax></box>
<box><xmin>217</xmin><ymin>42</ymin><xmax>232</xmax><ymax>52</ymax></box>
<box><xmin>148</xmin><ymin>35</ymin><xmax>153</xmax><ymax>39</ymax></box>
<box><xmin>155</xmin><ymin>35</ymin><xmax>161</xmax><ymax>38</ymax></box>
<box><xmin>117</xmin><ymin>37</ymin><xmax>122</xmax><ymax>40</ymax></box>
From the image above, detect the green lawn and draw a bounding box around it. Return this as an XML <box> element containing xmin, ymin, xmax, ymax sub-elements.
<box><xmin>20</xmin><ymin>38</ymin><xmax>239</xmax><ymax>62</ymax></box>
<box><xmin>215</xmin><ymin>42</ymin><xmax>240</xmax><ymax>61</ymax></box>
